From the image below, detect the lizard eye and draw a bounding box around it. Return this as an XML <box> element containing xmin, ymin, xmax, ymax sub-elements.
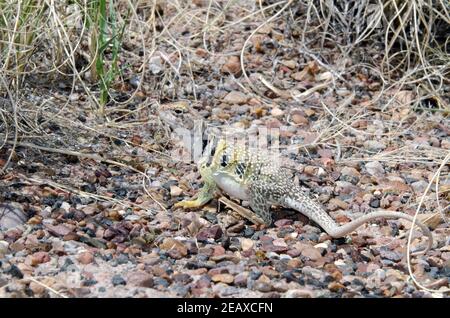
<box><xmin>220</xmin><ymin>154</ymin><xmax>229</xmax><ymax>167</ymax></box>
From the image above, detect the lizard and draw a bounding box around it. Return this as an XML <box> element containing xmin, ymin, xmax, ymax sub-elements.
<box><xmin>174</xmin><ymin>138</ymin><xmax>433</xmax><ymax>256</ymax></box>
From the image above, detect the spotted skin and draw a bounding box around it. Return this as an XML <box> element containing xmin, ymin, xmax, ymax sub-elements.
<box><xmin>176</xmin><ymin>139</ymin><xmax>433</xmax><ymax>256</ymax></box>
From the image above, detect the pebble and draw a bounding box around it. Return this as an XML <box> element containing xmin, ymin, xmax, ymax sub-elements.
<box><xmin>302</xmin><ymin>266</ymin><xmax>325</xmax><ymax>280</ymax></box>
<box><xmin>29</xmin><ymin>280</ymin><xmax>48</xmax><ymax>295</ymax></box>
<box><xmin>196</xmin><ymin>225</ymin><xmax>223</xmax><ymax>241</ymax></box>
<box><xmin>254</xmin><ymin>281</ymin><xmax>272</xmax><ymax>292</ymax></box>
<box><xmin>411</xmin><ymin>180</ymin><xmax>429</xmax><ymax>193</ymax></box>
<box><xmin>223</xmin><ymin>91</ymin><xmax>248</xmax><ymax>105</ymax></box>
<box><xmin>159</xmin><ymin>238</ymin><xmax>188</xmax><ymax>257</ymax></box>
<box><xmin>170</xmin><ymin>185</ymin><xmax>183</xmax><ymax>197</ymax></box>
<box><xmin>365</xmin><ymin>161</ymin><xmax>384</xmax><ymax>176</ymax></box>
<box><xmin>212</xmin><ymin>245</ymin><xmax>225</xmax><ymax>256</ymax></box>
<box><xmin>173</xmin><ymin>273</ymin><xmax>192</xmax><ymax>284</ymax></box>
<box><xmin>77</xmin><ymin>251</ymin><xmax>94</xmax><ymax>265</ymax></box>
<box><xmin>329</xmin><ymin>198</ymin><xmax>349</xmax><ymax>210</ymax></box>
<box><xmin>271</xmin><ymin>108</ymin><xmax>284</xmax><ymax>117</ymax></box>
<box><xmin>6</xmin><ymin>264</ymin><xmax>24</xmax><ymax>279</ymax></box>
<box><xmin>240</xmin><ymin>238</ymin><xmax>254</xmax><ymax>251</ymax></box>
<box><xmin>233</xmin><ymin>273</ymin><xmax>248</xmax><ymax>287</ymax></box>
<box><xmin>301</xmin><ymin>247</ymin><xmax>322</xmax><ymax>261</ymax></box>
<box><xmin>29</xmin><ymin>251</ymin><xmax>51</xmax><ymax>266</ymax></box>
<box><xmin>287</xmin><ymin>259</ymin><xmax>302</xmax><ymax>269</ymax></box>
<box><xmin>380</xmin><ymin>248</ymin><xmax>403</xmax><ymax>262</ymax></box>
<box><xmin>222</xmin><ymin>56</ymin><xmax>241</xmax><ymax>75</ymax></box>
<box><xmin>272</xmin><ymin>238</ymin><xmax>288</xmax><ymax>248</ymax></box>
<box><xmin>211</xmin><ymin>274</ymin><xmax>234</xmax><ymax>284</ymax></box>
<box><xmin>369</xmin><ymin>198</ymin><xmax>380</xmax><ymax>208</ymax></box>
<box><xmin>292</xmin><ymin>114</ymin><xmax>309</xmax><ymax>125</ymax></box>
<box><xmin>373</xmin><ymin>268</ymin><xmax>386</xmax><ymax>281</ymax></box>
<box><xmin>284</xmin><ymin>289</ymin><xmax>314</xmax><ymax>298</ymax></box>
<box><xmin>328</xmin><ymin>282</ymin><xmax>345</xmax><ymax>292</ymax></box>
<box><xmin>45</xmin><ymin>224</ymin><xmax>72</xmax><ymax>237</ymax></box>
<box><xmin>0</xmin><ymin>240</ymin><xmax>8</xmax><ymax>256</ymax></box>
<box><xmin>274</xmin><ymin>219</ymin><xmax>293</xmax><ymax>227</ymax></box>
<box><xmin>111</xmin><ymin>275</ymin><xmax>127</xmax><ymax>286</ymax></box>
<box><xmin>364</xmin><ymin>140</ymin><xmax>386</xmax><ymax>151</ymax></box>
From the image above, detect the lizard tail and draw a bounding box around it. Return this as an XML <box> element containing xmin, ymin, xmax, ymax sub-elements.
<box><xmin>282</xmin><ymin>191</ymin><xmax>433</xmax><ymax>256</ymax></box>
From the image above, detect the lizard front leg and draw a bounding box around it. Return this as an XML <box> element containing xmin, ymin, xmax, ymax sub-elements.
<box><xmin>174</xmin><ymin>181</ymin><xmax>216</xmax><ymax>209</ymax></box>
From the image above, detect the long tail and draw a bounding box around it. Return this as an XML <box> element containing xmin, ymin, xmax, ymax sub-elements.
<box><xmin>282</xmin><ymin>189</ymin><xmax>433</xmax><ymax>256</ymax></box>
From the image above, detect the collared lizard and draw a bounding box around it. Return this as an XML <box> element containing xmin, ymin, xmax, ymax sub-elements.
<box><xmin>175</xmin><ymin>138</ymin><xmax>433</xmax><ymax>256</ymax></box>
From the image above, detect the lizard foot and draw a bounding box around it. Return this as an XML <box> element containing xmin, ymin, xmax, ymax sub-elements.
<box><xmin>174</xmin><ymin>199</ymin><xmax>205</xmax><ymax>209</ymax></box>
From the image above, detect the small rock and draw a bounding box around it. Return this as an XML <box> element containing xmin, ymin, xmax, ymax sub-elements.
<box><xmin>170</xmin><ymin>185</ymin><xmax>183</xmax><ymax>197</ymax></box>
<box><xmin>223</xmin><ymin>91</ymin><xmax>248</xmax><ymax>105</ymax></box>
<box><xmin>254</xmin><ymin>281</ymin><xmax>272</xmax><ymax>292</ymax></box>
<box><xmin>364</xmin><ymin>140</ymin><xmax>386</xmax><ymax>151</ymax></box>
<box><xmin>380</xmin><ymin>248</ymin><xmax>403</xmax><ymax>262</ymax></box>
<box><xmin>328</xmin><ymin>282</ymin><xmax>345</xmax><ymax>292</ymax></box>
<box><xmin>149</xmin><ymin>56</ymin><xmax>163</xmax><ymax>75</ymax></box>
<box><xmin>69</xmin><ymin>93</ymin><xmax>80</xmax><ymax>101</ymax></box>
<box><xmin>29</xmin><ymin>281</ymin><xmax>46</xmax><ymax>295</ymax></box>
<box><xmin>153</xmin><ymin>277</ymin><xmax>169</xmax><ymax>288</ymax></box>
<box><xmin>271</xmin><ymin>108</ymin><xmax>284</xmax><ymax>117</ymax></box>
<box><xmin>0</xmin><ymin>203</ymin><xmax>28</xmax><ymax>231</ymax></box>
<box><xmin>272</xmin><ymin>238</ymin><xmax>288</xmax><ymax>248</ymax></box>
<box><xmin>0</xmin><ymin>240</ymin><xmax>8</xmax><ymax>256</ymax></box>
<box><xmin>6</xmin><ymin>264</ymin><xmax>23</xmax><ymax>278</ymax></box>
<box><xmin>211</xmin><ymin>274</ymin><xmax>234</xmax><ymax>284</ymax></box>
<box><xmin>82</xmin><ymin>206</ymin><xmax>97</xmax><ymax>215</ymax></box>
<box><xmin>369</xmin><ymin>198</ymin><xmax>380</xmax><ymax>208</ymax></box>
<box><xmin>261</xmin><ymin>241</ymin><xmax>288</xmax><ymax>253</ymax></box>
<box><xmin>365</xmin><ymin>161</ymin><xmax>384</xmax><ymax>176</ymax></box>
<box><xmin>222</xmin><ymin>56</ymin><xmax>241</xmax><ymax>76</ymax></box>
<box><xmin>411</xmin><ymin>180</ymin><xmax>429</xmax><ymax>193</ymax></box>
<box><xmin>240</xmin><ymin>238</ymin><xmax>254</xmax><ymax>251</ymax></box>
<box><xmin>77</xmin><ymin>251</ymin><xmax>94</xmax><ymax>265</ymax></box>
<box><xmin>292</xmin><ymin>114</ymin><xmax>309</xmax><ymax>125</ymax></box>
<box><xmin>442</xmin><ymin>139</ymin><xmax>450</xmax><ymax>149</ymax></box>
<box><xmin>373</xmin><ymin>268</ymin><xmax>386</xmax><ymax>281</ymax></box>
<box><xmin>314</xmin><ymin>242</ymin><xmax>328</xmax><ymax>249</ymax></box>
<box><xmin>173</xmin><ymin>273</ymin><xmax>192</xmax><ymax>284</ymax></box>
<box><xmin>111</xmin><ymin>275</ymin><xmax>126</xmax><ymax>286</ymax></box>
<box><xmin>127</xmin><ymin>271</ymin><xmax>154</xmax><ymax>288</ymax></box>
<box><xmin>329</xmin><ymin>198</ymin><xmax>349</xmax><ymax>210</ymax></box>
<box><xmin>196</xmin><ymin>225</ymin><xmax>223</xmax><ymax>241</ymax></box>
<box><xmin>340</xmin><ymin>166</ymin><xmax>361</xmax><ymax>183</ymax></box>
<box><xmin>212</xmin><ymin>245</ymin><xmax>225</xmax><ymax>256</ymax></box>
<box><xmin>29</xmin><ymin>251</ymin><xmax>51</xmax><ymax>266</ymax></box>
<box><xmin>45</xmin><ymin>224</ymin><xmax>72</xmax><ymax>237</ymax></box>
<box><xmin>160</xmin><ymin>238</ymin><xmax>188</xmax><ymax>257</ymax></box>
<box><xmin>301</xmin><ymin>247</ymin><xmax>322</xmax><ymax>261</ymax></box>
<box><xmin>234</xmin><ymin>273</ymin><xmax>248</xmax><ymax>287</ymax></box>
<box><xmin>287</xmin><ymin>258</ymin><xmax>302</xmax><ymax>268</ymax></box>
<box><xmin>281</xmin><ymin>59</ymin><xmax>296</xmax><ymax>69</ymax></box>
<box><xmin>274</xmin><ymin>219</ymin><xmax>293</xmax><ymax>227</ymax></box>
<box><xmin>265</xmin><ymin>117</ymin><xmax>282</xmax><ymax>128</ymax></box>
<box><xmin>287</xmin><ymin>249</ymin><xmax>302</xmax><ymax>258</ymax></box>
<box><xmin>284</xmin><ymin>289</ymin><xmax>314</xmax><ymax>298</ymax></box>
<box><xmin>60</xmin><ymin>202</ymin><xmax>71</xmax><ymax>212</ymax></box>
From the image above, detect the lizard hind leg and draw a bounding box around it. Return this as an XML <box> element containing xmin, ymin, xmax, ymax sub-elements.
<box><xmin>248</xmin><ymin>187</ymin><xmax>273</xmax><ymax>226</ymax></box>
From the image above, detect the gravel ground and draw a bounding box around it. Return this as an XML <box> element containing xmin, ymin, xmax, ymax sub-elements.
<box><xmin>0</xmin><ymin>1</ymin><xmax>449</xmax><ymax>298</ymax></box>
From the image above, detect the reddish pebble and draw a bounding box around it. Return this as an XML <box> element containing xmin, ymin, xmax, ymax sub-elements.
<box><xmin>77</xmin><ymin>251</ymin><xmax>94</xmax><ymax>265</ymax></box>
